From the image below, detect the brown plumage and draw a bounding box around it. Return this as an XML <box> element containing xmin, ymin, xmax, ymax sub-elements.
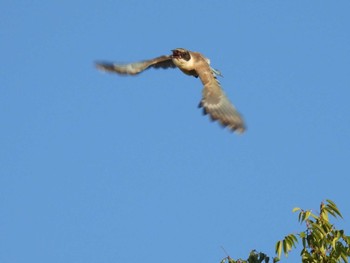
<box><xmin>95</xmin><ymin>48</ymin><xmax>245</xmax><ymax>133</ymax></box>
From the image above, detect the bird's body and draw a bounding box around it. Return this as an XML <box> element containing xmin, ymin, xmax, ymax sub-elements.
<box><xmin>96</xmin><ymin>48</ymin><xmax>245</xmax><ymax>133</ymax></box>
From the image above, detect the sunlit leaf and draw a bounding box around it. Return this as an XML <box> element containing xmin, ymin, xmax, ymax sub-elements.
<box><xmin>312</xmin><ymin>222</ymin><xmax>326</xmax><ymax>238</ymax></box>
<box><xmin>345</xmin><ymin>236</ymin><xmax>350</xmax><ymax>245</ymax></box>
<box><xmin>301</xmin><ymin>211</ymin><xmax>306</xmax><ymax>222</ymax></box>
<box><xmin>275</xmin><ymin>241</ymin><xmax>282</xmax><ymax>258</ymax></box>
<box><xmin>325</xmin><ymin>206</ymin><xmax>336</xmax><ymax>218</ymax></box>
<box><xmin>326</xmin><ymin>199</ymin><xmax>336</xmax><ymax>207</ymax></box>
<box><xmin>340</xmin><ymin>251</ymin><xmax>348</xmax><ymax>262</ymax></box>
<box><xmin>292</xmin><ymin>207</ymin><xmax>301</xmax><ymax>213</ymax></box>
<box><xmin>326</xmin><ymin>199</ymin><xmax>343</xmax><ymax>218</ymax></box>
<box><xmin>304</xmin><ymin>210</ymin><xmax>311</xmax><ymax>221</ymax></box>
<box><xmin>290</xmin><ymin>234</ymin><xmax>298</xmax><ymax>244</ymax></box>
<box><xmin>302</xmin><ymin>237</ymin><xmax>306</xmax><ymax>248</ymax></box>
<box><xmin>282</xmin><ymin>240</ymin><xmax>288</xmax><ymax>256</ymax></box>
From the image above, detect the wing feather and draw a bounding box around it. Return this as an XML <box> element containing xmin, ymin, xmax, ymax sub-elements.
<box><xmin>196</xmin><ymin>60</ymin><xmax>245</xmax><ymax>133</ymax></box>
<box><xmin>95</xmin><ymin>55</ymin><xmax>175</xmax><ymax>75</ymax></box>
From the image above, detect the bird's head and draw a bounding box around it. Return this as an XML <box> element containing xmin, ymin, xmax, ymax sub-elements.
<box><xmin>171</xmin><ymin>48</ymin><xmax>191</xmax><ymax>61</ymax></box>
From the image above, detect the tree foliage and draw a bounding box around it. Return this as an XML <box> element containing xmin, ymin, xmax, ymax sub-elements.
<box><xmin>221</xmin><ymin>200</ymin><xmax>350</xmax><ymax>263</ymax></box>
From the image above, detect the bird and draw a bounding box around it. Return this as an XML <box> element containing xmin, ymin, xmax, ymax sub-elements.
<box><xmin>95</xmin><ymin>48</ymin><xmax>245</xmax><ymax>133</ymax></box>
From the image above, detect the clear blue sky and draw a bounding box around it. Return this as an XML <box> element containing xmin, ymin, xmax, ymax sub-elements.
<box><xmin>1</xmin><ymin>1</ymin><xmax>349</xmax><ymax>262</ymax></box>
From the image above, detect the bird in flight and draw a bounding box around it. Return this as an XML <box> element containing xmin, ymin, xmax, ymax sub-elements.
<box><xmin>95</xmin><ymin>48</ymin><xmax>245</xmax><ymax>133</ymax></box>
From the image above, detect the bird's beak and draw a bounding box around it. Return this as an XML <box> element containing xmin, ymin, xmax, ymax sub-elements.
<box><xmin>171</xmin><ymin>49</ymin><xmax>180</xmax><ymax>58</ymax></box>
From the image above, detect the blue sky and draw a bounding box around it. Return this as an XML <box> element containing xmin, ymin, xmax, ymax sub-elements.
<box><xmin>1</xmin><ymin>1</ymin><xmax>350</xmax><ymax>262</ymax></box>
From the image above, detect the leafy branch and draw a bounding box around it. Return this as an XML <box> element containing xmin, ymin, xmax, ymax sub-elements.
<box><xmin>221</xmin><ymin>200</ymin><xmax>350</xmax><ymax>263</ymax></box>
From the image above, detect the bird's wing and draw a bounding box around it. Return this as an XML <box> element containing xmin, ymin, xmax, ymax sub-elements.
<box><xmin>195</xmin><ymin>57</ymin><xmax>245</xmax><ymax>133</ymax></box>
<box><xmin>95</xmin><ymin>55</ymin><xmax>175</xmax><ymax>75</ymax></box>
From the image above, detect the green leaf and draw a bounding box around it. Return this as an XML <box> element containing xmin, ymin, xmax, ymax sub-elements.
<box><xmin>340</xmin><ymin>251</ymin><xmax>348</xmax><ymax>262</ymax></box>
<box><xmin>332</xmin><ymin>237</ymin><xmax>337</xmax><ymax>250</ymax></box>
<box><xmin>304</xmin><ymin>210</ymin><xmax>311</xmax><ymax>221</ymax></box>
<box><xmin>345</xmin><ymin>236</ymin><xmax>350</xmax><ymax>245</ymax></box>
<box><xmin>282</xmin><ymin>240</ymin><xmax>287</xmax><ymax>256</ymax></box>
<box><xmin>326</xmin><ymin>199</ymin><xmax>336</xmax><ymax>207</ymax></box>
<box><xmin>275</xmin><ymin>241</ymin><xmax>282</xmax><ymax>258</ymax></box>
<box><xmin>298</xmin><ymin>211</ymin><xmax>303</xmax><ymax>223</ymax></box>
<box><xmin>326</xmin><ymin>199</ymin><xmax>343</xmax><ymax>218</ymax></box>
<box><xmin>292</xmin><ymin>207</ymin><xmax>301</xmax><ymax>213</ymax></box>
<box><xmin>312</xmin><ymin>222</ymin><xmax>326</xmax><ymax>238</ymax></box>
<box><xmin>290</xmin><ymin>234</ymin><xmax>298</xmax><ymax>244</ymax></box>
<box><xmin>284</xmin><ymin>234</ymin><xmax>297</xmax><ymax>251</ymax></box>
<box><xmin>302</xmin><ymin>237</ymin><xmax>306</xmax><ymax>248</ymax></box>
<box><xmin>324</xmin><ymin>206</ymin><xmax>336</xmax><ymax>218</ymax></box>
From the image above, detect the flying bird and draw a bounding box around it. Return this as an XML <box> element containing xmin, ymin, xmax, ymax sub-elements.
<box><xmin>95</xmin><ymin>48</ymin><xmax>246</xmax><ymax>133</ymax></box>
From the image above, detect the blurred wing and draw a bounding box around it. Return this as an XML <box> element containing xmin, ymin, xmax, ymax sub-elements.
<box><xmin>197</xmin><ymin>66</ymin><xmax>245</xmax><ymax>133</ymax></box>
<box><xmin>95</xmin><ymin>55</ymin><xmax>175</xmax><ymax>75</ymax></box>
